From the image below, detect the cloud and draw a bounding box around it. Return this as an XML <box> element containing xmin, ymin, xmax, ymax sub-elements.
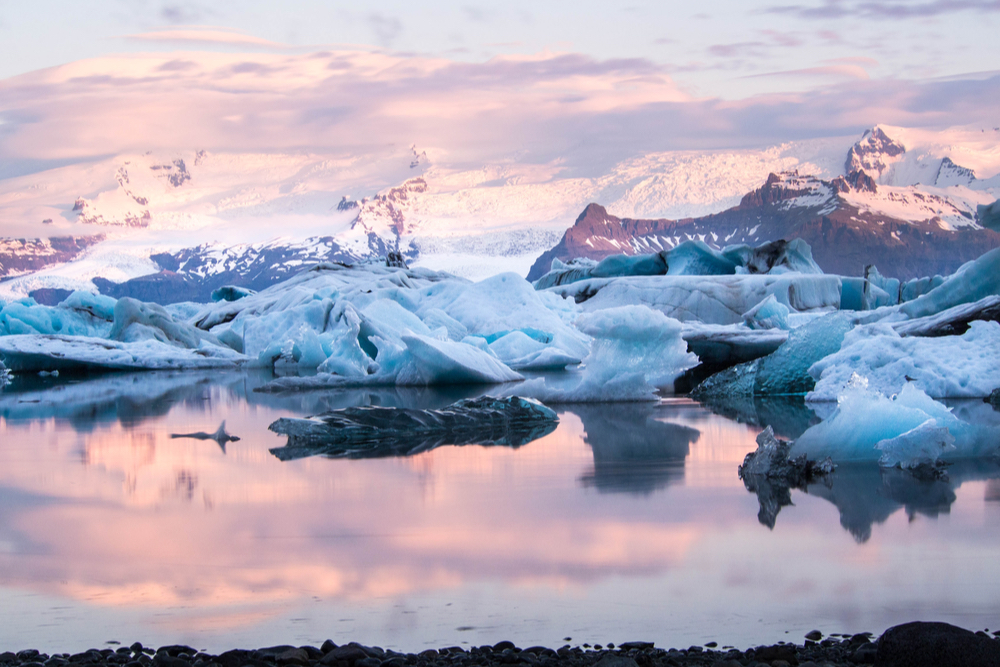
<box><xmin>742</xmin><ymin>64</ymin><xmax>872</xmax><ymax>80</ymax></box>
<box><xmin>125</xmin><ymin>28</ymin><xmax>286</xmax><ymax>49</ymax></box>
<box><xmin>767</xmin><ymin>0</ymin><xmax>1000</xmax><ymax>19</ymax></box>
<box><xmin>367</xmin><ymin>13</ymin><xmax>403</xmax><ymax>48</ymax></box>
<box><xmin>0</xmin><ymin>48</ymin><xmax>997</xmax><ymax>178</ymax></box>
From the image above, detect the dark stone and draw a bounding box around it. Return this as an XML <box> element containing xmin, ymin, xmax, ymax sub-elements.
<box><xmin>215</xmin><ymin>650</ymin><xmax>256</xmax><ymax>667</ymax></box>
<box><xmin>805</xmin><ymin>631</ymin><xmax>823</xmax><ymax>642</ymax></box>
<box><xmin>0</xmin><ymin>653</ymin><xmax>15</xmax><ymax>664</ymax></box>
<box><xmin>275</xmin><ymin>649</ymin><xmax>310</xmax><ymax>666</ymax></box>
<box><xmin>355</xmin><ymin>659</ymin><xmax>380</xmax><ymax>667</ymax></box>
<box><xmin>320</xmin><ymin>642</ymin><xmax>337</xmax><ymax>655</ymax></box>
<box><xmin>851</xmin><ymin>643</ymin><xmax>878</xmax><ymax>663</ymax></box>
<box><xmin>593</xmin><ymin>656</ymin><xmax>638</xmax><ymax>667</ymax></box>
<box><xmin>875</xmin><ymin>621</ymin><xmax>1000</xmax><ymax>667</ymax></box>
<box><xmin>320</xmin><ymin>647</ymin><xmax>369</xmax><ymax>665</ymax></box>
<box><xmin>617</xmin><ymin>643</ymin><xmax>653</xmax><ymax>652</ymax></box>
<box><xmin>753</xmin><ymin>645</ymin><xmax>798</xmax><ymax>665</ymax></box>
<box><xmin>152</xmin><ymin>655</ymin><xmax>190</xmax><ymax>667</ymax></box>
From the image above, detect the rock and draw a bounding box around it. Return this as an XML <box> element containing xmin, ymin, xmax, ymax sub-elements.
<box><xmin>805</xmin><ymin>630</ymin><xmax>823</xmax><ymax>641</ymax></box>
<box><xmin>593</xmin><ymin>656</ymin><xmax>639</xmax><ymax>667</ymax></box>
<box><xmin>850</xmin><ymin>643</ymin><xmax>878</xmax><ymax>663</ymax></box>
<box><xmin>753</xmin><ymin>644</ymin><xmax>799</xmax><ymax>665</ymax></box>
<box><xmin>986</xmin><ymin>388</ymin><xmax>1000</xmax><ymax>411</ymax></box>
<box><xmin>320</xmin><ymin>646</ymin><xmax>369</xmax><ymax>665</ymax></box>
<box><xmin>875</xmin><ymin>621</ymin><xmax>1000</xmax><ymax>667</ymax></box>
<box><xmin>275</xmin><ymin>649</ymin><xmax>310</xmax><ymax>666</ymax></box>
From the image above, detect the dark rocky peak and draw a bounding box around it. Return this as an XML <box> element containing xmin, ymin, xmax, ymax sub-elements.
<box><xmin>739</xmin><ymin>171</ymin><xmax>819</xmax><ymax>207</ymax></box>
<box><xmin>846</xmin><ymin>126</ymin><xmax>906</xmax><ymax>178</ymax></box>
<box><xmin>831</xmin><ymin>170</ymin><xmax>878</xmax><ymax>195</ymax></box>
<box><xmin>934</xmin><ymin>157</ymin><xmax>976</xmax><ymax>187</ymax></box>
<box><xmin>337</xmin><ymin>196</ymin><xmax>359</xmax><ymax>211</ymax></box>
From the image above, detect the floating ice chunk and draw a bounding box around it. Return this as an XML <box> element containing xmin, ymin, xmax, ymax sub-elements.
<box><xmin>516</xmin><ymin>305</ymin><xmax>698</xmax><ymax>402</ymax></box>
<box><xmin>791</xmin><ymin>383</ymin><xmax>968</xmax><ymax>462</ymax></box>
<box><xmin>535</xmin><ymin>239</ymin><xmax>823</xmax><ymax>289</ymax></box>
<box><xmin>415</xmin><ymin>272</ymin><xmax>590</xmax><ymax>361</ymax></box>
<box><xmin>899</xmin><ymin>247</ymin><xmax>1000</xmax><ymax>320</ymax></box>
<box><xmin>552</xmin><ymin>273</ymin><xmax>842</xmax><ymax>325</ymax></box>
<box><xmin>743</xmin><ymin>294</ymin><xmax>790</xmax><ymax>330</ymax></box>
<box><xmin>0</xmin><ymin>294</ymin><xmax>114</xmax><ymax>338</ymax></box>
<box><xmin>487</xmin><ymin>330</ymin><xmax>581</xmax><ymax>370</ymax></box>
<box><xmin>875</xmin><ymin>419</ymin><xmax>956</xmax><ymax>471</ymax></box>
<box><xmin>316</xmin><ymin>304</ymin><xmax>373</xmax><ymax>377</ymax></box>
<box><xmin>110</xmin><ymin>297</ymin><xmax>227</xmax><ymax>350</ymax></box>
<box><xmin>393</xmin><ymin>333</ymin><xmax>523</xmax><ymax>385</ymax></box>
<box><xmin>421</xmin><ymin>308</ymin><xmax>469</xmax><ymax>341</ymax></box>
<box><xmin>693</xmin><ymin>311</ymin><xmax>855</xmax><ymax>397</ymax></box>
<box><xmin>808</xmin><ymin>320</ymin><xmax>1000</xmax><ymax>401</ymax></box>
<box><xmin>268</xmin><ymin>396</ymin><xmax>558</xmax><ymax>460</ymax></box>
<box><xmin>0</xmin><ymin>334</ymin><xmax>245</xmax><ymax>372</ymax></box>
<box><xmin>58</xmin><ymin>291</ymin><xmax>117</xmax><ymax>321</ymax></box>
<box><xmin>211</xmin><ymin>285</ymin><xmax>256</xmax><ymax>302</ymax></box>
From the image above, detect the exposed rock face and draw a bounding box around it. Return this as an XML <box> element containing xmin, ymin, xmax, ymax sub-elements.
<box><xmin>0</xmin><ymin>236</ymin><xmax>104</xmax><ymax>279</ymax></box>
<box><xmin>935</xmin><ymin>156</ymin><xmax>976</xmax><ymax>186</ymax></box>
<box><xmin>527</xmin><ymin>172</ymin><xmax>1000</xmax><ymax>281</ymax></box>
<box><xmin>845</xmin><ymin>126</ymin><xmax>906</xmax><ymax>179</ymax></box>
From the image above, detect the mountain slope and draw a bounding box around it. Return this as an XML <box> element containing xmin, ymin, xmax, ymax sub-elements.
<box><xmin>528</xmin><ymin>171</ymin><xmax>1000</xmax><ymax>281</ymax></box>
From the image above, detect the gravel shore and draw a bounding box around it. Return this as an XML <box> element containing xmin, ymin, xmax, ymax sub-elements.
<box><xmin>3</xmin><ymin>623</ymin><xmax>999</xmax><ymax>667</ymax></box>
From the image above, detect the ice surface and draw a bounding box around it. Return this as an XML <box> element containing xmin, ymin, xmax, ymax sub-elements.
<box><xmin>891</xmin><ymin>295</ymin><xmax>1000</xmax><ymax>337</ymax></box>
<box><xmin>899</xmin><ymin>248</ymin><xmax>1000</xmax><ymax>320</ymax></box>
<box><xmin>0</xmin><ymin>334</ymin><xmax>244</xmax><ymax>372</ymax></box>
<box><xmin>547</xmin><ymin>274</ymin><xmax>842</xmax><ymax>325</ymax></box>
<box><xmin>211</xmin><ymin>285</ymin><xmax>256</xmax><ymax>302</ymax></box>
<box><xmin>875</xmin><ymin>419</ymin><xmax>956</xmax><ymax>471</ymax></box>
<box><xmin>742</xmin><ymin>294</ymin><xmax>790</xmax><ymax>330</ymax></box>
<box><xmin>268</xmin><ymin>396</ymin><xmax>558</xmax><ymax>460</ymax></box>
<box><xmin>111</xmin><ymin>297</ymin><xmax>228</xmax><ymax>350</ymax></box>
<box><xmin>808</xmin><ymin>320</ymin><xmax>1000</xmax><ymax>400</ymax></box>
<box><xmin>0</xmin><ymin>293</ymin><xmax>115</xmax><ymax>338</ymax></box>
<box><xmin>514</xmin><ymin>305</ymin><xmax>698</xmax><ymax>402</ymax></box>
<box><xmin>534</xmin><ymin>239</ymin><xmax>824</xmax><ymax>289</ymax></box>
<box><xmin>693</xmin><ymin>311</ymin><xmax>855</xmax><ymax>397</ymax></box>
<box><xmin>680</xmin><ymin>323</ymin><xmax>788</xmax><ymax>366</ymax></box>
<box><xmin>791</xmin><ymin>380</ymin><xmax>997</xmax><ymax>462</ymax></box>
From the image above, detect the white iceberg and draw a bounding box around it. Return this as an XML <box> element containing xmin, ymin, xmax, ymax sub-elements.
<box><xmin>514</xmin><ymin>305</ymin><xmax>698</xmax><ymax>402</ymax></box>
<box><xmin>875</xmin><ymin>419</ymin><xmax>956</xmax><ymax>470</ymax></box>
<box><xmin>808</xmin><ymin>320</ymin><xmax>1000</xmax><ymax>401</ymax></box>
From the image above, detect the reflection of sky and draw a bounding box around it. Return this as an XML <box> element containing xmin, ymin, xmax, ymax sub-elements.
<box><xmin>1</xmin><ymin>375</ymin><xmax>1000</xmax><ymax>652</ymax></box>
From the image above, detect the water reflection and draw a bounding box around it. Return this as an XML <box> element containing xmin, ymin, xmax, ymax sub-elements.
<box><xmin>567</xmin><ymin>404</ymin><xmax>699</xmax><ymax>495</ymax></box>
<box><xmin>2</xmin><ymin>373</ymin><xmax>1000</xmax><ymax>651</ymax></box>
<box><xmin>694</xmin><ymin>394</ymin><xmax>821</xmax><ymax>440</ymax></box>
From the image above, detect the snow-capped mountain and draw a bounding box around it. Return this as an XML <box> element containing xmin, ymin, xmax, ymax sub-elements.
<box><xmin>528</xmin><ymin>165</ymin><xmax>1000</xmax><ymax>281</ymax></box>
<box><xmin>1</xmin><ymin>124</ymin><xmax>998</xmax><ymax>301</ymax></box>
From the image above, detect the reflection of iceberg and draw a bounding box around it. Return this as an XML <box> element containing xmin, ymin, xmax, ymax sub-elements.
<box><xmin>806</xmin><ymin>461</ymin><xmax>1000</xmax><ymax>543</ymax></box>
<box><xmin>267</xmin><ymin>396</ymin><xmax>558</xmax><ymax>460</ymax></box>
<box><xmin>694</xmin><ymin>393</ymin><xmax>820</xmax><ymax>441</ymax></box>
<box><xmin>568</xmin><ymin>403</ymin><xmax>699</xmax><ymax>495</ymax></box>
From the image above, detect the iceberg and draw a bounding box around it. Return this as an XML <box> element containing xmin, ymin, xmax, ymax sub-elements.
<box><xmin>808</xmin><ymin>320</ymin><xmax>1000</xmax><ymax>401</ymax></box>
<box><xmin>268</xmin><ymin>396</ymin><xmax>558</xmax><ymax>460</ymax></box>
<box><xmin>0</xmin><ymin>334</ymin><xmax>244</xmax><ymax>372</ymax></box>
<box><xmin>791</xmin><ymin>380</ymin><xmax>998</xmax><ymax>463</ymax></box>
<box><xmin>742</xmin><ymin>294</ymin><xmax>790</xmax><ymax>330</ymax></box>
<box><xmin>692</xmin><ymin>311</ymin><xmax>856</xmax><ymax>397</ymax></box>
<box><xmin>533</xmin><ymin>238</ymin><xmax>823</xmax><ymax>289</ymax></box>
<box><xmin>898</xmin><ymin>248</ymin><xmax>1000</xmax><ymax>320</ymax></box>
<box><xmin>875</xmin><ymin>419</ymin><xmax>955</xmax><ymax>473</ymax></box>
<box><xmin>514</xmin><ymin>305</ymin><xmax>698</xmax><ymax>402</ymax></box>
<box><xmin>546</xmin><ymin>273</ymin><xmax>842</xmax><ymax>325</ymax></box>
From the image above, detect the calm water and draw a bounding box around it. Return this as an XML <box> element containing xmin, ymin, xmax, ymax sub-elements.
<box><xmin>1</xmin><ymin>371</ymin><xmax>999</xmax><ymax>653</ymax></box>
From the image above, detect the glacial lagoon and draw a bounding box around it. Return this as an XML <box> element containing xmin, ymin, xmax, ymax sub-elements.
<box><xmin>1</xmin><ymin>371</ymin><xmax>1000</xmax><ymax>653</ymax></box>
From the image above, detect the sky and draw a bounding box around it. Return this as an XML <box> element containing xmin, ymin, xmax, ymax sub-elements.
<box><xmin>1</xmin><ymin>1</ymin><xmax>999</xmax><ymax>175</ymax></box>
